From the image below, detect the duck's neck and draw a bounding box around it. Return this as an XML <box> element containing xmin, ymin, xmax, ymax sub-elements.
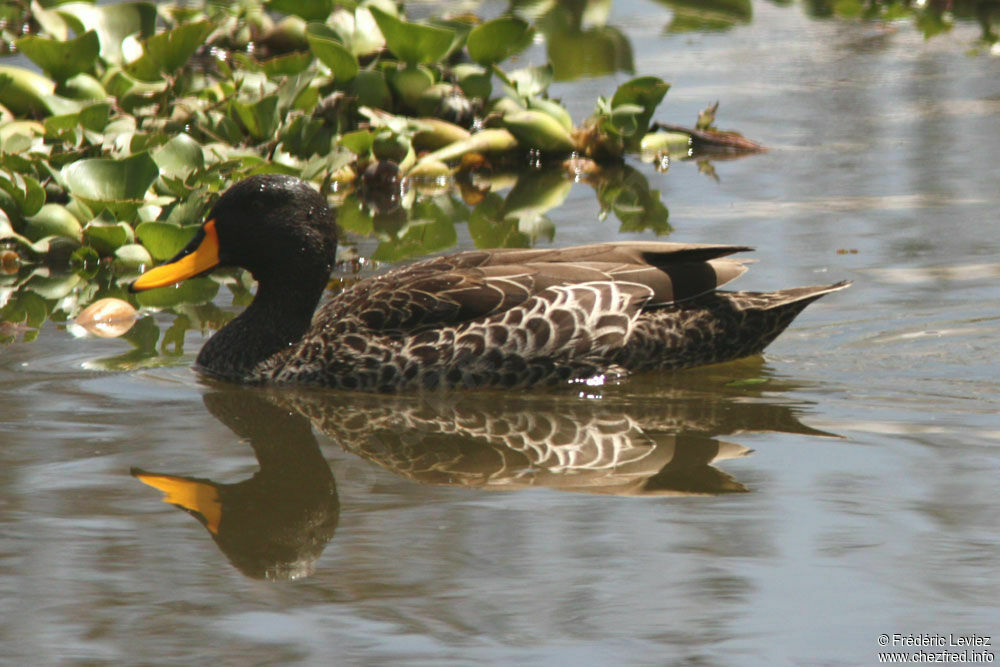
<box><xmin>196</xmin><ymin>274</ymin><xmax>327</xmax><ymax>381</ymax></box>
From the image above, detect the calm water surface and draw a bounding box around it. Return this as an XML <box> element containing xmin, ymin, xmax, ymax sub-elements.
<box><xmin>3</xmin><ymin>2</ymin><xmax>1000</xmax><ymax>664</ymax></box>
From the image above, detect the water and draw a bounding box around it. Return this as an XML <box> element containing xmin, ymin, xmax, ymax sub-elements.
<box><xmin>3</xmin><ymin>2</ymin><xmax>1000</xmax><ymax>664</ymax></box>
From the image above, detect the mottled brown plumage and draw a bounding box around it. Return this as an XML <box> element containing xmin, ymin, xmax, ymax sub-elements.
<box><xmin>131</xmin><ymin>174</ymin><xmax>849</xmax><ymax>391</ymax></box>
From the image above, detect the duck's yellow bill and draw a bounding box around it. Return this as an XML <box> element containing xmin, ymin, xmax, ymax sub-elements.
<box><xmin>134</xmin><ymin>472</ymin><xmax>223</xmax><ymax>534</ymax></box>
<box><xmin>131</xmin><ymin>219</ymin><xmax>221</xmax><ymax>291</ymax></box>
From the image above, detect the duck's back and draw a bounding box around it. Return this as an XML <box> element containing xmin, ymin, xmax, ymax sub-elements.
<box><xmin>249</xmin><ymin>242</ymin><xmax>846</xmax><ymax>390</ymax></box>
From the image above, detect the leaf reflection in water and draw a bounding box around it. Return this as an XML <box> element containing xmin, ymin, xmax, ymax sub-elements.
<box><xmin>131</xmin><ymin>362</ymin><xmax>836</xmax><ymax>580</ymax></box>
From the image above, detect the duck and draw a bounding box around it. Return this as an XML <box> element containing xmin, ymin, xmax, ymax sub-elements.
<box><xmin>131</xmin><ymin>174</ymin><xmax>849</xmax><ymax>391</ymax></box>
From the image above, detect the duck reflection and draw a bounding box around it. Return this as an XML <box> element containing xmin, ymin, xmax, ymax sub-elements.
<box><xmin>132</xmin><ymin>391</ymin><xmax>339</xmax><ymax>581</ymax></box>
<box><xmin>133</xmin><ymin>360</ymin><xmax>834</xmax><ymax>579</ymax></box>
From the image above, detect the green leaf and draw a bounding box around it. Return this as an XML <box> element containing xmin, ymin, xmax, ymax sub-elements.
<box><xmin>506</xmin><ymin>64</ymin><xmax>554</xmax><ymax>99</ymax></box>
<box><xmin>369</xmin><ymin>6</ymin><xmax>457</xmax><ymax>65</ymax></box>
<box><xmin>62</xmin><ymin>152</ymin><xmax>160</xmax><ymax>219</ymax></box>
<box><xmin>15</xmin><ymin>30</ymin><xmax>100</xmax><ymax>83</ymax></box>
<box><xmin>151</xmin><ymin>133</ymin><xmax>204</xmax><ymax>179</ymax></box>
<box><xmin>339</xmin><ymin>129</ymin><xmax>375</xmax><ymax>156</ymax></box>
<box><xmin>113</xmin><ymin>243</ymin><xmax>153</xmax><ymax>271</ymax></box>
<box><xmin>266</xmin><ymin>0</ymin><xmax>335</xmax><ymax>21</ymax></box>
<box><xmin>347</xmin><ymin>70</ymin><xmax>392</xmax><ymax>109</ymax></box>
<box><xmin>83</xmin><ymin>216</ymin><xmax>136</xmax><ymax>255</ymax></box>
<box><xmin>135</xmin><ymin>221</ymin><xmax>199</xmax><ymax>261</ymax></box>
<box><xmin>125</xmin><ymin>21</ymin><xmax>214</xmax><ymax>81</ymax></box>
<box><xmin>56</xmin><ymin>2</ymin><xmax>157</xmax><ymax>65</ymax></box>
<box><xmin>306</xmin><ymin>23</ymin><xmax>360</xmax><ymax>81</ymax></box>
<box><xmin>609</xmin><ymin>76</ymin><xmax>670</xmax><ymax>149</ymax></box>
<box><xmin>134</xmin><ymin>277</ymin><xmax>219</xmax><ymax>308</ymax></box>
<box><xmin>230</xmin><ymin>95</ymin><xmax>280</xmax><ymax>141</ymax></box>
<box><xmin>259</xmin><ymin>51</ymin><xmax>313</xmax><ymax>76</ymax></box>
<box><xmin>0</xmin><ymin>64</ymin><xmax>57</xmax><ymax>117</ymax></box>
<box><xmin>467</xmin><ymin>17</ymin><xmax>532</xmax><ymax>66</ymax></box>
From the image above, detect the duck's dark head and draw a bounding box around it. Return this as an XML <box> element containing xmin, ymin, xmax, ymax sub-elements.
<box><xmin>132</xmin><ymin>174</ymin><xmax>337</xmax><ymax>292</ymax></box>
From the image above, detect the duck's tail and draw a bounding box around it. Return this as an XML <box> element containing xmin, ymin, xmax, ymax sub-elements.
<box><xmin>620</xmin><ymin>281</ymin><xmax>851</xmax><ymax>371</ymax></box>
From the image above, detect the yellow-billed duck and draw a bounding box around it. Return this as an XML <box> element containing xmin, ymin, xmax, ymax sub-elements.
<box><xmin>131</xmin><ymin>174</ymin><xmax>849</xmax><ymax>391</ymax></box>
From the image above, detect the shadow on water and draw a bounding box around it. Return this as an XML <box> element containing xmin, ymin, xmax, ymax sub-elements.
<box><xmin>130</xmin><ymin>358</ymin><xmax>837</xmax><ymax>581</ymax></box>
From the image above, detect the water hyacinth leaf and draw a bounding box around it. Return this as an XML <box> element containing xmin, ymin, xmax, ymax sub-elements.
<box><xmin>135</xmin><ymin>221</ymin><xmax>199</xmax><ymax>261</ymax></box>
<box><xmin>258</xmin><ymin>52</ymin><xmax>312</xmax><ymax>76</ymax></box>
<box><xmin>452</xmin><ymin>63</ymin><xmax>491</xmax><ymax>100</ymax></box>
<box><xmin>15</xmin><ymin>30</ymin><xmax>100</xmax><ymax>83</ymax></box>
<box><xmin>608</xmin><ymin>103</ymin><xmax>646</xmax><ymax>137</ymax></box>
<box><xmin>609</xmin><ymin>77</ymin><xmax>670</xmax><ymax>148</ymax></box>
<box><xmin>78</xmin><ymin>102</ymin><xmax>113</xmax><ymax>133</ymax></box>
<box><xmin>62</xmin><ymin>152</ymin><xmax>160</xmax><ymax>218</ymax></box>
<box><xmin>347</xmin><ymin>70</ymin><xmax>392</xmax><ymax>109</ymax></box>
<box><xmin>369</xmin><ymin>6</ymin><xmax>456</xmax><ymax>65</ymax></box>
<box><xmin>83</xmin><ymin>216</ymin><xmax>135</xmax><ymax>255</ymax></box>
<box><xmin>125</xmin><ymin>21</ymin><xmax>214</xmax><ymax>81</ymax></box>
<box><xmin>416</xmin><ymin>128</ymin><xmax>518</xmax><ymax>165</ymax></box>
<box><xmin>330</xmin><ymin>7</ymin><xmax>384</xmax><ymax>57</ymax></box>
<box><xmin>388</xmin><ymin>64</ymin><xmax>434</xmax><ymax>109</ymax></box>
<box><xmin>24</xmin><ymin>204</ymin><xmax>82</xmax><ymax>242</ymax></box>
<box><xmin>134</xmin><ymin>277</ymin><xmax>219</xmax><ymax>308</ymax></box>
<box><xmin>0</xmin><ymin>65</ymin><xmax>57</xmax><ymax>117</ymax></box>
<box><xmin>56</xmin><ymin>2</ymin><xmax>157</xmax><ymax>65</ymax></box>
<box><xmin>340</xmin><ymin>129</ymin><xmax>375</xmax><ymax>156</ymax></box>
<box><xmin>152</xmin><ymin>133</ymin><xmax>204</xmax><ymax>179</ymax></box>
<box><xmin>58</xmin><ymin>73</ymin><xmax>108</xmax><ymax>102</ymax></box>
<box><xmin>503</xmin><ymin>110</ymin><xmax>575</xmax><ymax>153</ymax></box>
<box><xmin>467</xmin><ymin>16</ymin><xmax>532</xmax><ymax>65</ymax></box>
<box><xmin>526</xmin><ymin>97</ymin><xmax>573</xmax><ymax>132</ymax></box>
<box><xmin>266</xmin><ymin>0</ymin><xmax>335</xmax><ymax>21</ymax></box>
<box><xmin>506</xmin><ymin>64</ymin><xmax>554</xmax><ymax>99</ymax></box>
<box><xmin>113</xmin><ymin>243</ymin><xmax>153</xmax><ymax>271</ymax></box>
<box><xmin>0</xmin><ymin>175</ymin><xmax>46</xmax><ymax>219</ymax></box>
<box><xmin>306</xmin><ymin>23</ymin><xmax>360</xmax><ymax>81</ymax></box>
<box><xmin>230</xmin><ymin>95</ymin><xmax>280</xmax><ymax>141</ymax></box>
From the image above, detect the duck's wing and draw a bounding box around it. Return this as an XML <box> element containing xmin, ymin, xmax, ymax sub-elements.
<box><xmin>324</xmin><ymin>242</ymin><xmax>752</xmax><ymax>333</ymax></box>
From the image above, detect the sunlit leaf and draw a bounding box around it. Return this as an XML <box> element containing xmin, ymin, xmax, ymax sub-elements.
<box><xmin>266</xmin><ymin>0</ymin><xmax>335</xmax><ymax>21</ymax></box>
<box><xmin>506</xmin><ymin>64</ymin><xmax>554</xmax><ymax>99</ymax></box>
<box><xmin>230</xmin><ymin>95</ymin><xmax>280</xmax><ymax>141</ymax></box>
<box><xmin>609</xmin><ymin>77</ymin><xmax>670</xmax><ymax>149</ymax></box>
<box><xmin>56</xmin><ymin>2</ymin><xmax>157</xmax><ymax>64</ymax></box>
<box><xmin>135</xmin><ymin>221</ymin><xmax>199</xmax><ymax>261</ymax></box>
<box><xmin>306</xmin><ymin>23</ymin><xmax>360</xmax><ymax>81</ymax></box>
<box><xmin>15</xmin><ymin>30</ymin><xmax>100</xmax><ymax>82</ymax></box>
<box><xmin>24</xmin><ymin>203</ymin><xmax>82</xmax><ymax>242</ymax></box>
<box><xmin>369</xmin><ymin>6</ymin><xmax>457</xmax><ymax>65</ymax></box>
<box><xmin>0</xmin><ymin>64</ymin><xmax>57</xmax><ymax>117</ymax></box>
<box><xmin>126</xmin><ymin>21</ymin><xmax>214</xmax><ymax>81</ymax></box>
<box><xmin>134</xmin><ymin>277</ymin><xmax>219</xmax><ymax>308</ymax></box>
<box><xmin>84</xmin><ymin>215</ymin><xmax>136</xmax><ymax>255</ymax></box>
<box><xmin>152</xmin><ymin>133</ymin><xmax>204</xmax><ymax>179</ymax></box>
<box><xmin>62</xmin><ymin>152</ymin><xmax>160</xmax><ymax>218</ymax></box>
<box><xmin>467</xmin><ymin>16</ymin><xmax>532</xmax><ymax>65</ymax></box>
